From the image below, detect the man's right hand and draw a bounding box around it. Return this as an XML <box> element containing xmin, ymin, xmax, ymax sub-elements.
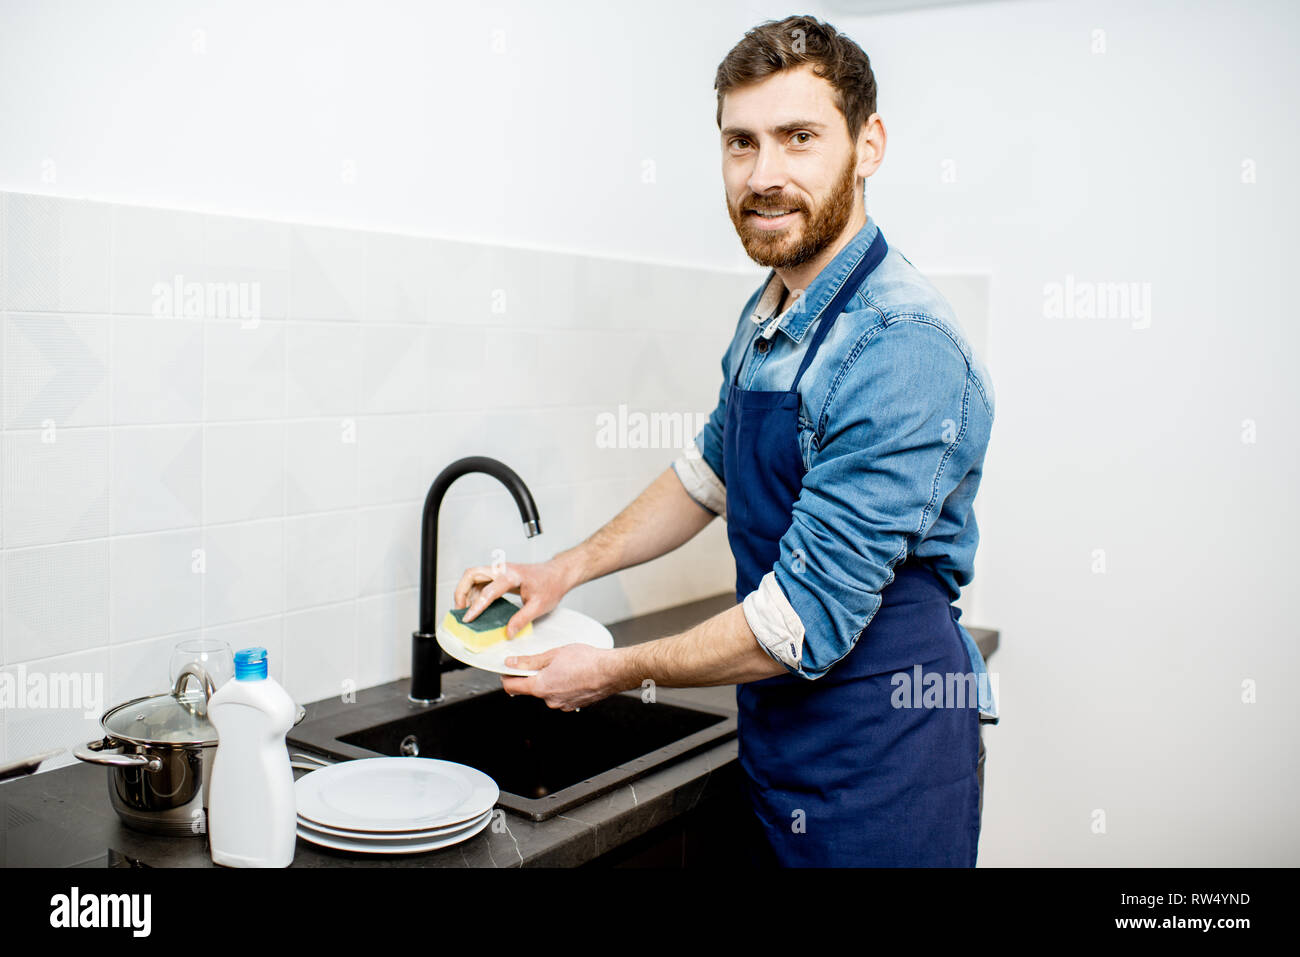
<box><xmin>452</xmin><ymin>556</ymin><xmax>579</xmax><ymax>639</ymax></box>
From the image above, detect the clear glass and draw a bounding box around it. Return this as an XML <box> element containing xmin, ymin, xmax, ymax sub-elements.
<box><xmin>168</xmin><ymin>638</ymin><xmax>234</xmax><ymax>693</ymax></box>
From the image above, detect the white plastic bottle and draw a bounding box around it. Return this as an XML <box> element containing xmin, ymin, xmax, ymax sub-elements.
<box><xmin>207</xmin><ymin>646</ymin><xmax>297</xmax><ymax>867</ymax></box>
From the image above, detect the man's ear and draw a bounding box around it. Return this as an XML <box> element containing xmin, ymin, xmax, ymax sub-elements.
<box><xmin>856</xmin><ymin>113</ymin><xmax>886</xmax><ymax>179</ymax></box>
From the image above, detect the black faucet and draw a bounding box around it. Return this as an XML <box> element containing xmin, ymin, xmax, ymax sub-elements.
<box><xmin>410</xmin><ymin>456</ymin><xmax>542</xmax><ymax>704</ymax></box>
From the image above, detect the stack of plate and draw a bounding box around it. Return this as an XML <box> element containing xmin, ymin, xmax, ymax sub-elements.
<box><xmin>295</xmin><ymin>757</ymin><xmax>499</xmax><ymax>854</ymax></box>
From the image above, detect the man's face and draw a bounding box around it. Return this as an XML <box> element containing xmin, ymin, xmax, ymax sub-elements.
<box><xmin>720</xmin><ymin>65</ymin><xmax>862</xmax><ymax>269</ymax></box>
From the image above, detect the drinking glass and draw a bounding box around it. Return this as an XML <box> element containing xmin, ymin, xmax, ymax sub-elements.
<box><xmin>169</xmin><ymin>638</ymin><xmax>235</xmax><ymax>697</ymax></box>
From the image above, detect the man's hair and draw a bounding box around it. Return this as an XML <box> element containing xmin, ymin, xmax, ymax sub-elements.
<box><xmin>714</xmin><ymin>15</ymin><xmax>877</xmax><ymax>138</ymax></box>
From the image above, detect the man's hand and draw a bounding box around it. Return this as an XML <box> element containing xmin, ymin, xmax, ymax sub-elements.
<box><xmin>452</xmin><ymin>557</ymin><xmax>579</xmax><ymax>639</ymax></box>
<box><xmin>500</xmin><ymin>644</ymin><xmax>627</xmax><ymax>711</ymax></box>
<box><xmin>497</xmin><ymin>604</ymin><xmax>787</xmax><ymax>713</ymax></box>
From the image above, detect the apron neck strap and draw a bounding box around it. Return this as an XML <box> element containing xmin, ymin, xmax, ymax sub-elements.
<box><xmin>790</xmin><ymin>229</ymin><xmax>888</xmax><ymax>393</ymax></box>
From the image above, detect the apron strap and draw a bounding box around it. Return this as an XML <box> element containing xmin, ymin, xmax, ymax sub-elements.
<box><xmin>790</xmin><ymin>229</ymin><xmax>888</xmax><ymax>393</ymax></box>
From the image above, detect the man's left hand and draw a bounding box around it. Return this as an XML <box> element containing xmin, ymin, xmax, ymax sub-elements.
<box><xmin>501</xmin><ymin>644</ymin><xmax>624</xmax><ymax>711</ymax></box>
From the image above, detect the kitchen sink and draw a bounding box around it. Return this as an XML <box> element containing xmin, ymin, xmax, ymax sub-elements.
<box><xmin>288</xmin><ymin>686</ymin><xmax>737</xmax><ymax>821</ymax></box>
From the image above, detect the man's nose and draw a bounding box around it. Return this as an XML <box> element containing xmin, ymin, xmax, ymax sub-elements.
<box><xmin>747</xmin><ymin>145</ymin><xmax>789</xmax><ymax>196</ymax></box>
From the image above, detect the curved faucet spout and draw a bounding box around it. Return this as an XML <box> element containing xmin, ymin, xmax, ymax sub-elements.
<box><xmin>410</xmin><ymin>456</ymin><xmax>542</xmax><ymax>704</ymax></box>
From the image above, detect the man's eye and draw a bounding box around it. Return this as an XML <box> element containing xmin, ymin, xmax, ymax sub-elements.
<box><xmin>792</xmin><ymin>132</ymin><xmax>812</xmax><ymax>145</ymax></box>
<box><xmin>731</xmin><ymin>138</ymin><xmax>751</xmax><ymax>150</ymax></box>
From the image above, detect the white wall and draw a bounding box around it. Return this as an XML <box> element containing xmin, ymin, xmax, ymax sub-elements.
<box><xmin>836</xmin><ymin>0</ymin><xmax>1300</xmax><ymax>865</ymax></box>
<box><xmin>1</xmin><ymin>0</ymin><xmax>1296</xmax><ymax>866</ymax></box>
<box><xmin>0</xmin><ymin>190</ymin><xmax>753</xmax><ymax>771</ymax></box>
<box><xmin>0</xmin><ymin>0</ymin><xmax>774</xmax><ymax>270</ymax></box>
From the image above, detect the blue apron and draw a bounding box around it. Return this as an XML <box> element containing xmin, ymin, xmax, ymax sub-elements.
<box><xmin>725</xmin><ymin>229</ymin><xmax>981</xmax><ymax>867</ymax></box>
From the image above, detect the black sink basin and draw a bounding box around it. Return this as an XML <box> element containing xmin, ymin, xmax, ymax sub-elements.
<box><xmin>288</xmin><ymin>687</ymin><xmax>737</xmax><ymax>821</ymax></box>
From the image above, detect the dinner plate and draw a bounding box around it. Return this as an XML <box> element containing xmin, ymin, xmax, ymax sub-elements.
<box><xmin>295</xmin><ymin>757</ymin><xmax>498</xmax><ymax>833</ymax></box>
<box><xmin>296</xmin><ymin>809</ymin><xmax>493</xmax><ymax>855</ymax></box>
<box><xmin>436</xmin><ymin>603</ymin><xmax>614</xmax><ymax>676</ymax></box>
<box><xmin>297</xmin><ymin>808</ymin><xmax>493</xmax><ymax>842</ymax></box>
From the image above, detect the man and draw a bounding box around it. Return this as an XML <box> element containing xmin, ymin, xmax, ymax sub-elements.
<box><xmin>453</xmin><ymin>15</ymin><xmax>997</xmax><ymax>867</ymax></box>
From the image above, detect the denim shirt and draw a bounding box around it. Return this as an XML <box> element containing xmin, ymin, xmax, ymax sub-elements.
<box><xmin>672</xmin><ymin>216</ymin><xmax>998</xmax><ymax>721</ymax></box>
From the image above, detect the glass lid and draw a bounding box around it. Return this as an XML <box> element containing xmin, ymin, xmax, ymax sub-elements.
<box><xmin>102</xmin><ymin>665</ymin><xmax>217</xmax><ymax>745</ymax></box>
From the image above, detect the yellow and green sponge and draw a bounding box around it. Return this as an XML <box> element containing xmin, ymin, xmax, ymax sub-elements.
<box><xmin>443</xmin><ymin>597</ymin><xmax>532</xmax><ymax>653</ymax></box>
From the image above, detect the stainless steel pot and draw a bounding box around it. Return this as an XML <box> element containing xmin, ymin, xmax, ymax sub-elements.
<box><xmin>74</xmin><ymin>664</ymin><xmax>305</xmax><ymax>837</ymax></box>
<box><xmin>74</xmin><ymin>663</ymin><xmax>218</xmax><ymax>837</ymax></box>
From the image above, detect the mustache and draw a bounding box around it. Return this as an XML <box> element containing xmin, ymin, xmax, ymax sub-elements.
<box><xmin>740</xmin><ymin>196</ymin><xmax>806</xmax><ymax>213</ymax></box>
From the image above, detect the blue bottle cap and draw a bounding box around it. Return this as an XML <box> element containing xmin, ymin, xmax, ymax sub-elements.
<box><xmin>233</xmin><ymin>647</ymin><xmax>269</xmax><ymax>681</ymax></box>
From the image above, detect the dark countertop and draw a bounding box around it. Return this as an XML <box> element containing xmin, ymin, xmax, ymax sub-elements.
<box><xmin>0</xmin><ymin>593</ymin><xmax>997</xmax><ymax>868</ymax></box>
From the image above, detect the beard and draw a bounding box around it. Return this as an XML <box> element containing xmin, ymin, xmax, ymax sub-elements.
<box><xmin>727</xmin><ymin>152</ymin><xmax>860</xmax><ymax>269</ymax></box>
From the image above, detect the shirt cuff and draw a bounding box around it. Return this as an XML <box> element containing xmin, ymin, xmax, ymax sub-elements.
<box><xmin>741</xmin><ymin>570</ymin><xmax>807</xmax><ymax>676</ymax></box>
<box><xmin>671</xmin><ymin>439</ymin><xmax>726</xmax><ymax>517</ymax></box>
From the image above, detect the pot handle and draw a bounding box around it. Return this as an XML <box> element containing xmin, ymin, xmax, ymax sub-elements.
<box><xmin>73</xmin><ymin>738</ymin><xmax>163</xmax><ymax>773</ymax></box>
<box><xmin>173</xmin><ymin>662</ymin><xmax>216</xmax><ymax>702</ymax></box>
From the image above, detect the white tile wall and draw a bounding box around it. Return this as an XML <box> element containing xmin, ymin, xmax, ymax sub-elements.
<box><xmin>285</xmin><ymin>322</ymin><xmax>360</xmax><ymax>416</ymax></box>
<box><xmin>201</xmin><ymin>520</ymin><xmax>284</xmax><ymax>626</ymax></box>
<box><xmin>4</xmin><ymin>428</ymin><xmax>110</xmax><ymax>546</ymax></box>
<box><xmin>3</xmin><ymin>313</ymin><xmax>110</xmax><ymax>428</ymax></box>
<box><xmin>110</xmin><ymin>316</ymin><xmax>204</xmax><ymax>424</ymax></box>
<box><xmin>203</xmin><ymin>422</ymin><xmax>285</xmax><ymax>524</ymax></box>
<box><xmin>202</xmin><ymin>216</ymin><xmax>290</xmax><ymax>320</ymax></box>
<box><xmin>204</xmin><ymin>320</ymin><xmax>285</xmax><ymax>420</ymax></box>
<box><xmin>110</xmin><ymin>425</ymin><xmax>202</xmax><ymax>534</ymax></box>
<box><xmin>284</xmin><ymin>511</ymin><xmax>357</xmax><ymax>611</ymax></box>
<box><xmin>290</xmin><ymin>225</ymin><xmax>363</xmax><ymax>321</ymax></box>
<box><xmin>284</xmin><ymin>419</ymin><xmax>358</xmax><ymax>513</ymax></box>
<box><xmin>108</xmin><ymin>530</ymin><xmax>202</xmax><ymax>643</ymax></box>
<box><xmin>3</xmin><ymin>539</ymin><xmax>109</xmax><ymax>661</ymax></box>
<box><xmin>0</xmin><ymin>189</ymin><xmax>754</xmax><ymax>765</ymax></box>
<box><xmin>3</xmin><ymin>194</ymin><xmax>112</xmax><ymax>313</ymax></box>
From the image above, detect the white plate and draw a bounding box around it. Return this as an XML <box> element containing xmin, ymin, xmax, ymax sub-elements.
<box><xmin>296</xmin><ymin>810</ymin><xmax>493</xmax><ymax>855</ymax></box>
<box><xmin>297</xmin><ymin>808</ymin><xmax>493</xmax><ymax>842</ymax></box>
<box><xmin>295</xmin><ymin>757</ymin><xmax>498</xmax><ymax>833</ymax></box>
<box><xmin>437</xmin><ymin>603</ymin><xmax>613</xmax><ymax>676</ymax></box>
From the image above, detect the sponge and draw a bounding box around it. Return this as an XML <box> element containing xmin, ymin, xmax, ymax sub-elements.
<box><xmin>442</xmin><ymin>597</ymin><xmax>532</xmax><ymax>653</ymax></box>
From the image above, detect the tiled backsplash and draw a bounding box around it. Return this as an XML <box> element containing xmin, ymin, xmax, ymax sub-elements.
<box><xmin>0</xmin><ymin>190</ymin><xmax>755</xmax><ymax>769</ymax></box>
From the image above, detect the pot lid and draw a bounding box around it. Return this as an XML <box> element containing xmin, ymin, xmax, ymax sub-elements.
<box><xmin>102</xmin><ymin>665</ymin><xmax>218</xmax><ymax>746</ymax></box>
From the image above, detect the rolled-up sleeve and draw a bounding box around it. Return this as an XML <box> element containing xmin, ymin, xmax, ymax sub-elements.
<box><xmin>743</xmin><ymin>320</ymin><xmax>987</xmax><ymax>679</ymax></box>
<box><xmin>671</xmin><ymin>351</ymin><xmax>730</xmax><ymax>517</ymax></box>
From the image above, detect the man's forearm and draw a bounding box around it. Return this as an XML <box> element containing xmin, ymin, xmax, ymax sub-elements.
<box><xmin>554</xmin><ymin>466</ymin><xmax>716</xmax><ymax>589</ymax></box>
<box><xmin>606</xmin><ymin>604</ymin><xmax>788</xmax><ymax>691</ymax></box>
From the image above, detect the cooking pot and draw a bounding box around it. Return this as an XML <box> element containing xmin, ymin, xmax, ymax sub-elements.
<box><xmin>74</xmin><ymin>664</ymin><xmax>305</xmax><ymax>837</ymax></box>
